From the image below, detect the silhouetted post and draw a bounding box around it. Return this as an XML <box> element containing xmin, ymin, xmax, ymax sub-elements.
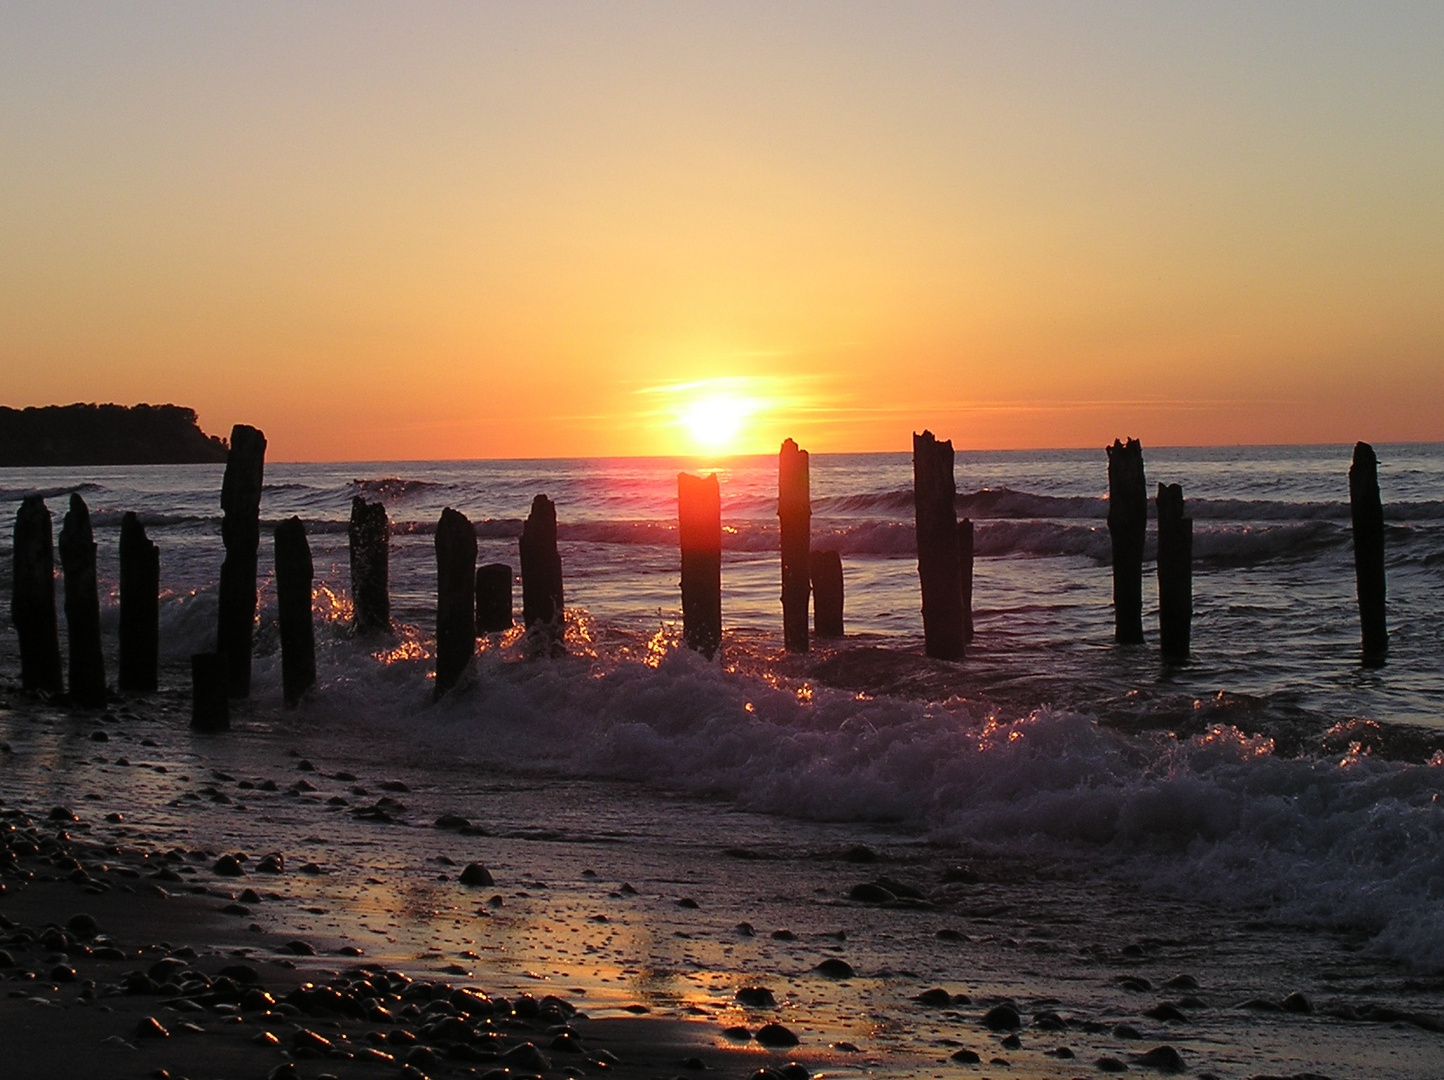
<box><xmin>1106</xmin><ymin>438</ymin><xmax>1147</xmax><ymax>645</ymax></box>
<box><xmin>1155</xmin><ymin>483</ymin><xmax>1192</xmax><ymax>660</ymax></box>
<box><xmin>348</xmin><ymin>496</ymin><xmax>390</xmax><ymax>632</ymax></box>
<box><xmin>118</xmin><ymin>512</ymin><xmax>159</xmax><ymax>693</ymax></box>
<box><xmin>959</xmin><ymin>518</ymin><xmax>975</xmax><ymax>645</ymax></box>
<box><xmin>434</xmin><ymin>507</ymin><xmax>477</xmax><ymax>698</ymax></box>
<box><xmin>58</xmin><ymin>493</ymin><xmax>106</xmax><ymax>707</ymax></box>
<box><xmin>678</xmin><ymin>472</ymin><xmax>722</xmax><ymax>658</ymax></box>
<box><xmin>519</xmin><ymin>494</ymin><xmax>565</xmax><ymax>649</ymax></box>
<box><xmin>810</xmin><ymin>550</ymin><xmax>844</xmax><ymax>639</ymax></box>
<box><xmin>778</xmin><ymin>439</ymin><xmax>811</xmax><ymax>652</ymax></box>
<box><xmin>190</xmin><ymin>653</ymin><xmax>229</xmax><ymax>731</ymax></box>
<box><xmin>216</xmin><ymin>424</ymin><xmax>266</xmax><ymax>696</ymax></box>
<box><xmin>475</xmin><ymin>563</ymin><xmax>514</xmax><ymax>632</ymax></box>
<box><xmin>913</xmin><ymin>431</ymin><xmax>965</xmax><ymax>660</ymax></box>
<box><xmin>274</xmin><ymin>517</ymin><xmax>316</xmax><ymax>706</ymax></box>
<box><xmin>11</xmin><ymin>496</ymin><xmax>62</xmax><ymax>693</ymax></box>
<box><xmin>1349</xmin><ymin>441</ymin><xmax>1387</xmax><ymax>664</ymax></box>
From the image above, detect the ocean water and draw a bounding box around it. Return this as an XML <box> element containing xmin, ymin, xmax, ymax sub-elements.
<box><xmin>3</xmin><ymin>443</ymin><xmax>1444</xmax><ymax>991</ymax></box>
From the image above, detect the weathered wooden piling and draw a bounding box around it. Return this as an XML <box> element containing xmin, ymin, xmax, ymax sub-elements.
<box><xmin>10</xmin><ymin>496</ymin><xmax>62</xmax><ymax>693</ymax></box>
<box><xmin>959</xmin><ymin>518</ymin><xmax>975</xmax><ymax>645</ymax></box>
<box><xmin>810</xmin><ymin>550</ymin><xmax>844</xmax><ymax>638</ymax></box>
<box><xmin>190</xmin><ymin>653</ymin><xmax>229</xmax><ymax>731</ymax></box>
<box><xmin>216</xmin><ymin>424</ymin><xmax>267</xmax><ymax>696</ymax></box>
<box><xmin>58</xmin><ymin>493</ymin><xmax>106</xmax><ymax>707</ymax></box>
<box><xmin>779</xmin><ymin>439</ymin><xmax>811</xmax><ymax>652</ymax></box>
<box><xmin>678</xmin><ymin>472</ymin><xmax>722</xmax><ymax>659</ymax></box>
<box><xmin>274</xmin><ymin>516</ymin><xmax>316</xmax><ymax>706</ymax></box>
<box><xmin>1349</xmin><ymin>441</ymin><xmax>1387</xmax><ymax>664</ymax></box>
<box><xmin>913</xmin><ymin>431</ymin><xmax>966</xmax><ymax>660</ymax></box>
<box><xmin>1106</xmin><ymin>438</ymin><xmax>1147</xmax><ymax>645</ymax></box>
<box><xmin>519</xmin><ymin>495</ymin><xmax>565</xmax><ymax>643</ymax></box>
<box><xmin>434</xmin><ymin>507</ymin><xmax>477</xmax><ymax>698</ymax></box>
<box><xmin>1155</xmin><ymin>483</ymin><xmax>1192</xmax><ymax>660</ymax></box>
<box><xmin>118</xmin><ymin>512</ymin><xmax>159</xmax><ymax>693</ymax></box>
<box><xmin>348</xmin><ymin>496</ymin><xmax>390</xmax><ymax>632</ymax></box>
<box><xmin>475</xmin><ymin>563</ymin><xmax>514</xmax><ymax>632</ymax></box>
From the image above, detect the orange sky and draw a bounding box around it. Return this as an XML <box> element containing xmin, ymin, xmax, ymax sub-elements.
<box><xmin>2</xmin><ymin>4</ymin><xmax>1441</xmax><ymax>460</ymax></box>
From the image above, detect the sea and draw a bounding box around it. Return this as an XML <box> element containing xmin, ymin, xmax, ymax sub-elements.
<box><xmin>2</xmin><ymin>444</ymin><xmax>1444</xmax><ymax>1073</ymax></box>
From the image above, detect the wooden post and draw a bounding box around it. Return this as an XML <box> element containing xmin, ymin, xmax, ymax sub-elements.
<box><xmin>678</xmin><ymin>472</ymin><xmax>722</xmax><ymax>659</ymax></box>
<box><xmin>778</xmin><ymin>439</ymin><xmax>811</xmax><ymax>653</ymax></box>
<box><xmin>959</xmin><ymin>518</ymin><xmax>975</xmax><ymax>645</ymax></box>
<box><xmin>1155</xmin><ymin>483</ymin><xmax>1192</xmax><ymax>660</ymax></box>
<box><xmin>274</xmin><ymin>516</ymin><xmax>316</xmax><ymax>706</ymax></box>
<box><xmin>810</xmin><ymin>550</ymin><xmax>844</xmax><ymax>639</ymax></box>
<box><xmin>475</xmin><ymin>563</ymin><xmax>514</xmax><ymax>632</ymax></box>
<box><xmin>216</xmin><ymin>424</ymin><xmax>266</xmax><ymax>697</ymax></box>
<box><xmin>1349</xmin><ymin>441</ymin><xmax>1387</xmax><ymax>664</ymax></box>
<box><xmin>118</xmin><ymin>512</ymin><xmax>159</xmax><ymax>693</ymax></box>
<box><xmin>348</xmin><ymin>496</ymin><xmax>390</xmax><ymax>632</ymax></box>
<box><xmin>913</xmin><ymin>431</ymin><xmax>965</xmax><ymax>660</ymax></box>
<box><xmin>10</xmin><ymin>496</ymin><xmax>62</xmax><ymax>693</ymax></box>
<box><xmin>1106</xmin><ymin>438</ymin><xmax>1147</xmax><ymax>645</ymax></box>
<box><xmin>58</xmin><ymin>493</ymin><xmax>106</xmax><ymax>707</ymax></box>
<box><xmin>434</xmin><ymin>507</ymin><xmax>476</xmax><ymax>698</ymax></box>
<box><xmin>519</xmin><ymin>494</ymin><xmax>565</xmax><ymax>647</ymax></box>
<box><xmin>190</xmin><ymin>653</ymin><xmax>229</xmax><ymax>731</ymax></box>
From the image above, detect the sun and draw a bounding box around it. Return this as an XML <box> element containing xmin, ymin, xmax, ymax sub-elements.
<box><xmin>680</xmin><ymin>393</ymin><xmax>752</xmax><ymax>452</ymax></box>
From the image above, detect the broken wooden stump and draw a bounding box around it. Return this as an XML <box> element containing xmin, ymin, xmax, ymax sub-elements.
<box><xmin>58</xmin><ymin>493</ymin><xmax>106</xmax><ymax>707</ymax></box>
<box><xmin>1106</xmin><ymin>437</ymin><xmax>1147</xmax><ymax>645</ymax></box>
<box><xmin>913</xmin><ymin>431</ymin><xmax>965</xmax><ymax>660</ymax></box>
<box><xmin>475</xmin><ymin>563</ymin><xmax>514</xmax><ymax>632</ymax></box>
<box><xmin>779</xmin><ymin>439</ymin><xmax>811</xmax><ymax>652</ymax></box>
<box><xmin>118</xmin><ymin>512</ymin><xmax>159</xmax><ymax>693</ymax></box>
<box><xmin>434</xmin><ymin>507</ymin><xmax>477</xmax><ymax>698</ymax></box>
<box><xmin>519</xmin><ymin>494</ymin><xmax>565</xmax><ymax>650</ymax></box>
<box><xmin>810</xmin><ymin>549</ymin><xmax>844</xmax><ymax>639</ymax></box>
<box><xmin>190</xmin><ymin>652</ymin><xmax>229</xmax><ymax>731</ymax></box>
<box><xmin>1349</xmin><ymin>441</ymin><xmax>1387</xmax><ymax>664</ymax></box>
<box><xmin>274</xmin><ymin>516</ymin><xmax>316</xmax><ymax>706</ymax></box>
<box><xmin>1155</xmin><ymin>483</ymin><xmax>1192</xmax><ymax>661</ymax></box>
<box><xmin>10</xmin><ymin>495</ymin><xmax>62</xmax><ymax>693</ymax></box>
<box><xmin>678</xmin><ymin>472</ymin><xmax>722</xmax><ymax>659</ymax></box>
<box><xmin>348</xmin><ymin>495</ymin><xmax>390</xmax><ymax>632</ymax></box>
<box><xmin>216</xmin><ymin>424</ymin><xmax>267</xmax><ymax>697</ymax></box>
<box><xmin>959</xmin><ymin>517</ymin><xmax>975</xmax><ymax>645</ymax></box>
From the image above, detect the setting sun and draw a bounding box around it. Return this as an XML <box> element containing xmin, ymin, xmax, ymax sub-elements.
<box><xmin>680</xmin><ymin>393</ymin><xmax>752</xmax><ymax>452</ymax></box>
<box><xmin>639</xmin><ymin>376</ymin><xmax>790</xmax><ymax>455</ymax></box>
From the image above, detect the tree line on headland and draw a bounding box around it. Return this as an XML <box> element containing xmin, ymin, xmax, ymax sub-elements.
<box><xmin>0</xmin><ymin>404</ymin><xmax>228</xmax><ymax>467</ymax></box>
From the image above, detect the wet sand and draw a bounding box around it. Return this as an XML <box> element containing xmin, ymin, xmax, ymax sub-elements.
<box><xmin>3</xmin><ymin>664</ymin><xmax>1444</xmax><ymax>1080</ymax></box>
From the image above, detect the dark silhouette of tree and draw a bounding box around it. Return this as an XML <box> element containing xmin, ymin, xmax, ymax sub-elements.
<box><xmin>0</xmin><ymin>403</ymin><xmax>228</xmax><ymax>466</ymax></box>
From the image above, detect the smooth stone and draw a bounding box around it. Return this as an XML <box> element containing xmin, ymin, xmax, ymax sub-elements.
<box><xmin>1281</xmin><ymin>992</ymin><xmax>1313</xmax><ymax>1014</ymax></box>
<box><xmin>1000</xmin><ymin>1034</ymin><xmax>1021</xmax><ymax>1049</ymax></box>
<box><xmin>982</xmin><ymin>1004</ymin><xmax>1021</xmax><ymax>1031</ymax></box>
<box><xmin>736</xmin><ymin>987</ymin><xmax>776</xmax><ymax>1007</ymax></box>
<box><xmin>1113</xmin><ymin>1024</ymin><xmax>1142</xmax><ymax>1040</ymax></box>
<box><xmin>950</xmin><ymin>1049</ymin><xmax>981</xmax><ymax>1063</ymax></box>
<box><xmin>814</xmin><ymin>958</ymin><xmax>855</xmax><ymax>979</ymax></box>
<box><xmin>459</xmin><ymin>863</ymin><xmax>495</xmax><ymax>887</ymax></box>
<box><xmin>914</xmin><ymin>988</ymin><xmax>953</xmax><ymax>1007</ymax></box>
<box><xmin>754</xmin><ymin>1022</ymin><xmax>800</xmax><ymax>1048</ymax></box>
<box><xmin>848</xmin><ymin>882</ymin><xmax>895</xmax><ymax>904</ymax></box>
<box><xmin>1096</xmin><ymin>1057</ymin><xmax>1128</xmax><ymax>1073</ymax></box>
<box><xmin>1131</xmin><ymin>1045</ymin><xmax>1186</xmax><ymax>1073</ymax></box>
<box><xmin>67</xmin><ymin>913</ymin><xmax>100</xmax><ymax>938</ymax></box>
<box><xmin>1160</xmin><ymin>974</ymin><xmax>1198</xmax><ymax>991</ymax></box>
<box><xmin>213</xmin><ymin>854</ymin><xmax>245</xmax><ymax>877</ymax></box>
<box><xmin>136</xmin><ymin>1016</ymin><xmax>169</xmax><ymax>1039</ymax></box>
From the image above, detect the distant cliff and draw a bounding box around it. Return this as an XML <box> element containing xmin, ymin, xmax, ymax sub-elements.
<box><xmin>0</xmin><ymin>404</ymin><xmax>229</xmax><ymax>466</ymax></box>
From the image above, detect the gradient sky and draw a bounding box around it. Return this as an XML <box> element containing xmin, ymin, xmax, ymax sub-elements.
<box><xmin>2</xmin><ymin>2</ymin><xmax>1441</xmax><ymax>460</ymax></box>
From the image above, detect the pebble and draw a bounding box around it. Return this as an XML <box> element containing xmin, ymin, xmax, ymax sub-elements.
<box><xmin>135</xmin><ymin>1016</ymin><xmax>169</xmax><ymax>1039</ymax></box>
<box><xmin>848</xmin><ymin>882</ymin><xmax>895</xmax><ymax>903</ymax></box>
<box><xmin>1145</xmin><ymin>1003</ymin><xmax>1188</xmax><ymax>1022</ymax></box>
<box><xmin>1131</xmin><ymin>1045</ymin><xmax>1186</xmax><ymax>1072</ymax></box>
<box><xmin>913</xmin><ymin>987</ymin><xmax>954</xmax><ymax>1007</ymax></box>
<box><xmin>1281</xmin><ymin>991</ymin><xmax>1313</xmax><ymax>1014</ymax></box>
<box><xmin>212</xmin><ymin>854</ymin><xmax>244</xmax><ymax>877</ymax></box>
<box><xmin>66</xmin><ymin>913</ymin><xmax>100</xmax><ymax>938</ymax></box>
<box><xmin>736</xmin><ymin>987</ymin><xmax>777</xmax><ymax>1007</ymax></box>
<box><xmin>255</xmin><ymin>853</ymin><xmax>284</xmax><ymax>873</ymax></box>
<box><xmin>754</xmin><ymin>1022</ymin><xmax>800</xmax><ymax>1048</ymax></box>
<box><xmin>950</xmin><ymin>1049</ymin><xmax>981</xmax><ymax>1063</ymax></box>
<box><xmin>814</xmin><ymin>958</ymin><xmax>855</xmax><ymax>979</ymax></box>
<box><xmin>1096</xmin><ymin>1056</ymin><xmax>1128</xmax><ymax>1073</ymax></box>
<box><xmin>1000</xmin><ymin>1033</ymin><xmax>1022</xmax><ymax>1049</ymax></box>
<box><xmin>982</xmin><ymin>1004</ymin><xmax>1021</xmax><ymax>1031</ymax></box>
<box><xmin>459</xmin><ymin>863</ymin><xmax>495</xmax><ymax>887</ymax></box>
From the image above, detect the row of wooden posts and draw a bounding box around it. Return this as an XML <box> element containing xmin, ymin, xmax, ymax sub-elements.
<box><xmin>8</xmin><ymin>427</ymin><xmax>1391</xmax><ymax>727</ymax></box>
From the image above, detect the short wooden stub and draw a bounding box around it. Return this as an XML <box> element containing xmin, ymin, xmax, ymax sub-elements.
<box><xmin>519</xmin><ymin>494</ymin><xmax>565</xmax><ymax>651</ymax></box>
<box><xmin>959</xmin><ymin>518</ymin><xmax>975</xmax><ymax>645</ymax></box>
<box><xmin>216</xmin><ymin>424</ymin><xmax>267</xmax><ymax>697</ymax></box>
<box><xmin>810</xmin><ymin>550</ymin><xmax>844</xmax><ymax>639</ymax></box>
<box><xmin>913</xmin><ymin>431</ymin><xmax>965</xmax><ymax>660</ymax></box>
<box><xmin>1349</xmin><ymin>441</ymin><xmax>1387</xmax><ymax>664</ymax></box>
<box><xmin>1106</xmin><ymin>437</ymin><xmax>1147</xmax><ymax>645</ymax></box>
<box><xmin>779</xmin><ymin>439</ymin><xmax>811</xmax><ymax>653</ymax></box>
<box><xmin>475</xmin><ymin>563</ymin><xmax>514</xmax><ymax>632</ymax></box>
<box><xmin>274</xmin><ymin>516</ymin><xmax>316</xmax><ymax>706</ymax></box>
<box><xmin>58</xmin><ymin>493</ymin><xmax>107</xmax><ymax>707</ymax></box>
<box><xmin>434</xmin><ymin>507</ymin><xmax>477</xmax><ymax>699</ymax></box>
<box><xmin>118</xmin><ymin>511</ymin><xmax>159</xmax><ymax>693</ymax></box>
<box><xmin>11</xmin><ymin>496</ymin><xmax>62</xmax><ymax>693</ymax></box>
<box><xmin>348</xmin><ymin>496</ymin><xmax>390</xmax><ymax>632</ymax></box>
<box><xmin>190</xmin><ymin>652</ymin><xmax>230</xmax><ymax>731</ymax></box>
<box><xmin>1155</xmin><ymin>483</ymin><xmax>1192</xmax><ymax>661</ymax></box>
<box><xmin>678</xmin><ymin>472</ymin><xmax>722</xmax><ymax>659</ymax></box>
